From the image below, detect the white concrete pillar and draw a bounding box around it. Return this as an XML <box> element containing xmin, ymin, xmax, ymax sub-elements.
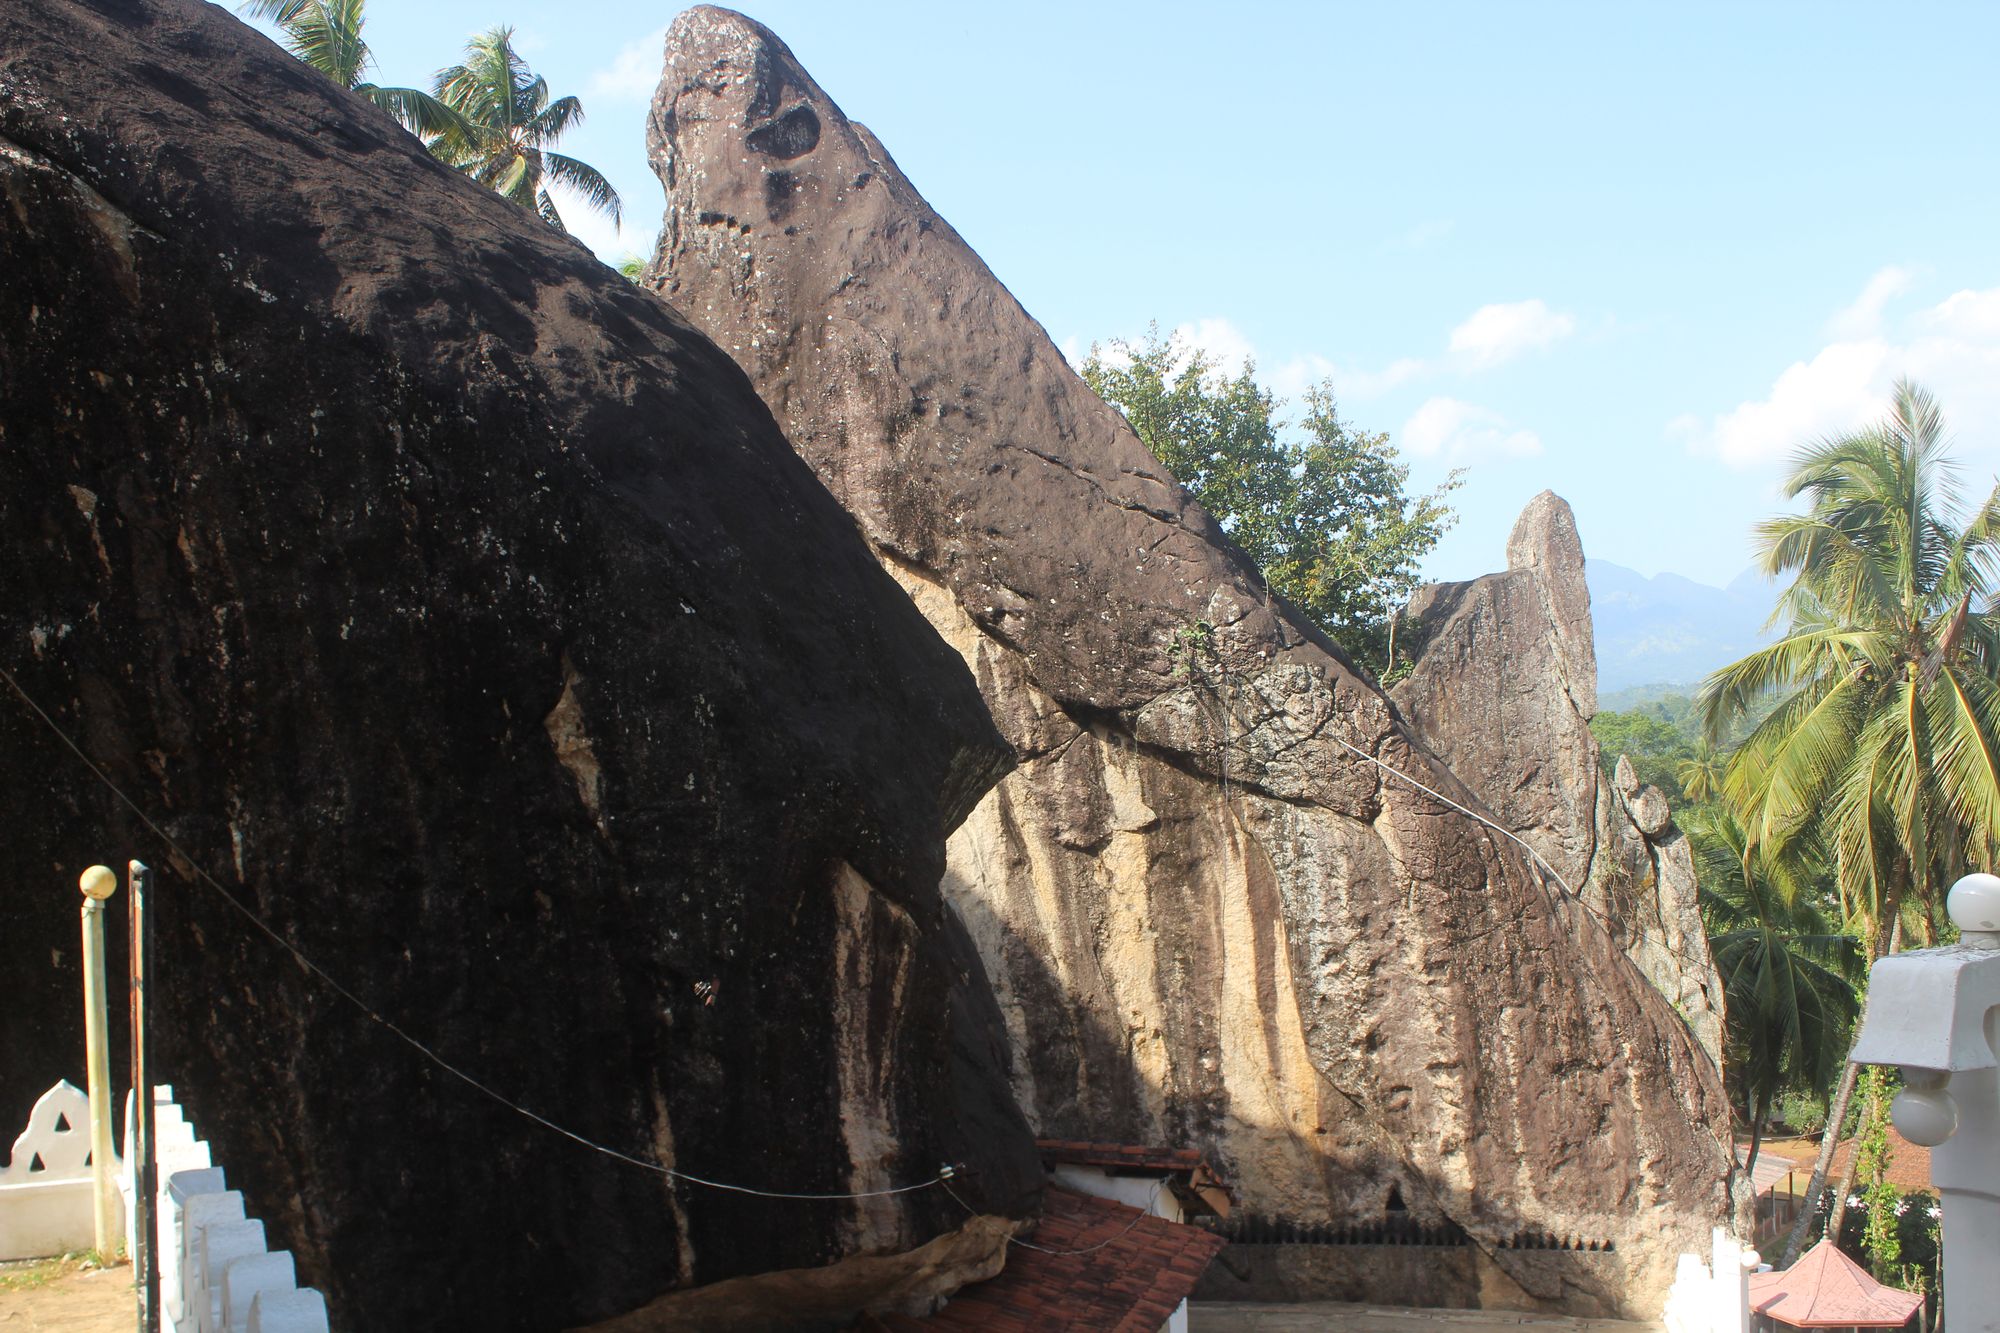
<box><xmin>1850</xmin><ymin>872</ymin><xmax>2000</xmax><ymax>1333</ymax></box>
<box><xmin>77</xmin><ymin>864</ymin><xmax>120</xmax><ymax>1255</ymax></box>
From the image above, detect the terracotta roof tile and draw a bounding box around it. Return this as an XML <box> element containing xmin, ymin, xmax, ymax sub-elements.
<box><xmin>1748</xmin><ymin>1238</ymin><xmax>1924</xmax><ymax>1326</ymax></box>
<box><xmin>899</xmin><ymin>1186</ymin><xmax>1225</xmax><ymax>1331</ymax></box>
<box><xmin>1827</xmin><ymin>1129</ymin><xmax>1933</xmax><ymax>1195</ymax></box>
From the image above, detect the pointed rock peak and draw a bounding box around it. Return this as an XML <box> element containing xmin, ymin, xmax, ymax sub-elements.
<box><xmin>1505</xmin><ymin>490</ymin><xmax>1596</xmax><ymax>717</ymax></box>
<box><xmin>1506</xmin><ymin>490</ymin><xmax>1586</xmax><ymax>580</ymax></box>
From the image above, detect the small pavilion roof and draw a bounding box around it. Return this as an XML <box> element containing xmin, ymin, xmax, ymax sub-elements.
<box><xmin>1748</xmin><ymin>1239</ymin><xmax>1923</xmax><ymax>1328</ymax></box>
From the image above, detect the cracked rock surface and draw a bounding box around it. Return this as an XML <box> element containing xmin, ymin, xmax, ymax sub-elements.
<box><xmin>648</xmin><ymin>6</ymin><xmax>1734</xmax><ymax>1316</ymax></box>
<box><xmin>1393</xmin><ymin>493</ymin><xmax>1726</xmax><ymax>1064</ymax></box>
<box><xmin>0</xmin><ymin>2</ymin><xmax>1039</xmax><ymax>1328</ymax></box>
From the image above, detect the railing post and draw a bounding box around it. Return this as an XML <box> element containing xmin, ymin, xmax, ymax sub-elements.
<box><xmin>129</xmin><ymin>857</ymin><xmax>159</xmax><ymax>1333</ymax></box>
<box><xmin>78</xmin><ymin>863</ymin><xmax>120</xmax><ymax>1255</ymax></box>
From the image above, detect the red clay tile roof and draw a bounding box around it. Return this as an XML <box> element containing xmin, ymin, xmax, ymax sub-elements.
<box><xmin>1748</xmin><ymin>1238</ymin><xmax>1924</xmax><ymax>1327</ymax></box>
<box><xmin>876</xmin><ymin>1185</ymin><xmax>1225</xmax><ymax>1332</ymax></box>
<box><xmin>1827</xmin><ymin>1128</ymin><xmax>1933</xmax><ymax>1195</ymax></box>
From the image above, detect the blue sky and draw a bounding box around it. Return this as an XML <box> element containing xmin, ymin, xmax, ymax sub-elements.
<box><xmin>227</xmin><ymin>1</ymin><xmax>2000</xmax><ymax>588</ymax></box>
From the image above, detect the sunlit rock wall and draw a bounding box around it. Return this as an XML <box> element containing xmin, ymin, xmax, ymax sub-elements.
<box><xmin>645</xmin><ymin>6</ymin><xmax>1735</xmax><ymax>1315</ymax></box>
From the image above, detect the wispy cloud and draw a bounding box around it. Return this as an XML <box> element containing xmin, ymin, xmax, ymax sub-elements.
<box><xmin>1400</xmin><ymin>397</ymin><xmax>1543</xmax><ymax>463</ymax></box>
<box><xmin>1677</xmin><ymin>268</ymin><xmax>2000</xmax><ymax>469</ymax></box>
<box><xmin>589</xmin><ymin>25</ymin><xmax>667</xmax><ymax>102</ymax></box>
<box><xmin>1446</xmin><ymin>299</ymin><xmax>1576</xmax><ymax>370</ymax></box>
<box><xmin>1073</xmin><ymin>295</ymin><xmax>1579</xmax><ymax>416</ymax></box>
<box><xmin>1828</xmin><ymin>264</ymin><xmax>1913</xmax><ymax>339</ymax></box>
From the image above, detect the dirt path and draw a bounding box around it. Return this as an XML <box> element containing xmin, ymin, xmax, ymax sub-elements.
<box><xmin>0</xmin><ymin>1259</ymin><xmax>133</xmax><ymax>1332</ymax></box>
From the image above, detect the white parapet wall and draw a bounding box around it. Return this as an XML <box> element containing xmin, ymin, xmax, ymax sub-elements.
<box><xmin>0</xmin><ymin>1080</ymin><xmax>113</xmax><ymax>1261</ymax></box>
<box><xmin>1660</xmin><ymin>1227</ymin><xmax>1761</xmax><ymax>1333</ymax></box>
<box><xmin>117</xmin><ymin>1084</ymin><xmax>331</xmax><ymax>1333</ymax></box>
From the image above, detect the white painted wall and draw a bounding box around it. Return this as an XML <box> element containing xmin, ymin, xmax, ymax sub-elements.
<box><xmin>0</xmin><ymin>1080</ymin><xmax>116</xmax><ymax>1260</ymax></box>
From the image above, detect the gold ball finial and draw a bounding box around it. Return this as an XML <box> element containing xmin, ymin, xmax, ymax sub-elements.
<box><xmin>78</xmin><ymin>865</ymin><xmax>118</xmax><ymax>901</ymax></box>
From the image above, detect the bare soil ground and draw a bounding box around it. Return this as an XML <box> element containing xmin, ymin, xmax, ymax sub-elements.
<box><xmin>0</xmin><ymin>1255</ymin><xmax>132</xmax><ymax>1331</ymax></box>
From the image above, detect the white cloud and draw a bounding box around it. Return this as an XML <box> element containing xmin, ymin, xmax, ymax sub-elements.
<box><xmin>1170</xmin><ymin>317</ymin><xmax>1259</xmax><ymax>377</ymax></box>
<box><xmin>1702</xmin><ymin>340</ymin><xmax>1892</xmax><ymax>468</ymax></box>
<box><xmin>1829</xmin><ymin>265</ymin><xmax>1913</xmax><ymax>338</ymax></box>
<box><xmin>1925</xmin><ymin>286</ymin><xmax>2000</xmax><ymax>340</ymax></box>
<box><xmin>1335</xmin><ymin>356</ymin><xmax>1427</xmax><ymax>399</ymax></box>
<box><xmin>589</xmin><ymin>25</ymin><xmax>667</xmax><ymax>102</ymax></box>
<box><xmin>1680</xmin><ymin>273</ymin><xmax>2000</xmax><ymax>469</ymax></box>
<box><xmin>1400</xmin><ymin>397</ymin><xmax>1543</xmax><ymax>463</ymax></box>
<box><xmin>1447</xmin><ymin>299</ymin><xmax>1576</xmax><ymax>369</ymax></box>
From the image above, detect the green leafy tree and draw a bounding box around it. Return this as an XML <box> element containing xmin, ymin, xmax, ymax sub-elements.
<box><xmin>428</xmin><ymin>26</ymin><xmax>621</xmax><ymax>234</ymax></box>
<box><xmin>239</xmin><ymin>0</ymin><xmax>459</xmax><ymax>136</ymax></box>
<box><xmin>1690</xmin><ymin>809</ymin><xmax>1860</xmax><ymax>1174</ymax></box>
<box><xmin>1677</xmin><ymin>739</ymin><xmax>1729</xmax><ymax>806</ymax></box>
<box><xmin>1082</xmin><ymin>328</ymin><xmax>1460</xmax><ymax>666</ymax></box>
<box><xmin>1850</xmin><ymin>1066</ymin><xmax>1903</xmax><ymax>1282</ymax></box>
<box><xmin>1589</xmin><ymin>708</ymin><xmax>1697</xmax><ymax>804</ymax></box>
<box><xmin>1700</xmin><ymin>379</ymin><xmax>2000</xmax><ymax>1262</ymax></box>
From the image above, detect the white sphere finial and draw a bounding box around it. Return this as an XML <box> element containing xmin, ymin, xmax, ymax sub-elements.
<box><xmin>1892</xmin><ymin>1085</ymin><xmax>1959</xmax><ymax>1148</ymax></box>
<box><xmin>78</xmin><ymin>864</ymin><xmax>118</xmax><ymax>901</ymax></box>
<box><xmin>1948</xmin><ymin>872</ymin><xmax>2000</xmax><ymax>937</ymax></box>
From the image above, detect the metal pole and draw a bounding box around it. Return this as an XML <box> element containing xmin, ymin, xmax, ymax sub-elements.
<box><xmin>78</xmin><ymin>864</ymin><xmax>119</xmax><ymax>1255</ymax></box>
<box><xmin>129</xmin><ymin>858</ymin><xmax>159</xmax><ymax>1333</ymax></box>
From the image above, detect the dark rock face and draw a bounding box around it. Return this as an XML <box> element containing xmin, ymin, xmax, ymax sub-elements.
<box><xmin>1392</xmin><ymin>493</ymin><xmax>1725</xmax><ymax>1061</ymax></box>
<box><xmin>647</xmin><ymin>8</ymin><xmax>1734</xmax><ymax>1315</ymax></box>
<box><xmin>0</xmin><ymin>2</ymin><xmax>1038</xmax><ymax>1328</ymax></box>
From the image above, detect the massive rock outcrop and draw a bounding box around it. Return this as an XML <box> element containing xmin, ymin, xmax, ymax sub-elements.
<box><xmin>647</xmin><ymin>7</ymin><xmax>1734</xmax><ymax>1315</ymax></box>
<box><xmin>0</xmin><ymin>2</ymin><xmax>1041</xmax><ymax>1327</ymax></box>
<box><xmin>1391</xmin><ymin>493</ymin><xmax>1724</xmax><ymax>1061</ymax></box>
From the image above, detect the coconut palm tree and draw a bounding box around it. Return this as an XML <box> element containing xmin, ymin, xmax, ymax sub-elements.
<box><xmin>239</xmin><ymin>0</ymin><xmax>459</xmax><ymax>137</ymax></box>
<box><xmin>1690</xmin><ymin>810</ymin><xmax>1860</xmax><ymax>1174</ymax></box>
<box><xmin>1699</xmin><ymin>378</ymin><xmax>2000</xmax><ymax>1261</ymax></box>
<box><xmin>427</xmin><ymin>26</ymin><xmax>621</xmax><ymax>234</ymax></box>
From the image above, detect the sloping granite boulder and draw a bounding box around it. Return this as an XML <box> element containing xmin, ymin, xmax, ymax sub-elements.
<box><xmin>646</xmin><ymin>8</ymin><xmax>1734</xmax><ymax>1315</ymax></box>
<box><xmin>0</xmin><ymin>1</ymin><xmax>1037</xmax><ymax>1327</ymax></box>
<box><xmin>1392</xmin><ymin>493</ymin><xmax>1725</xmax><ymax>1061</ymax></box>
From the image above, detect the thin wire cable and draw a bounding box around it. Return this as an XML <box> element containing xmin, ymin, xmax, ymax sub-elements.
<box><xmin>0</xmin><ymin>659</ymin><xmax>949</xmax><ymax>1202</ymax></box>
<box><xmin>1329</xmin><ymin>731</ymin><xmax>1727</xmax><ymax>981</ymax></box>
<box><xmin>943</xmin><ymin>1175</ymin><xmax>1165</xmax><ymax>1256</ymax></box>
<box><xmin>1327</xmin><ymin>734</ymin><xmax>1578</xmax><ymax>897</ymax></box>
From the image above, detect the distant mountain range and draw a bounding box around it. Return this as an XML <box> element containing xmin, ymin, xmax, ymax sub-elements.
<box><xmin>1586</xmin><ymin>560</ymin><xmax>1776</xmax><ymax>695</ymax></box>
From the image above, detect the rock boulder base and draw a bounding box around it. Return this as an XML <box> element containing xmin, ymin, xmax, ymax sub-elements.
<box><xmin>0</xmin><ymin>2</ymin><xmax>1038</xmax><ymax>1327</ymax></box>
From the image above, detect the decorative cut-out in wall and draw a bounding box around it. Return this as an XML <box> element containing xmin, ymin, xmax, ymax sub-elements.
<box><xmin>1</xmin><ymin>1081</ymin><xmax>93</xmax><ymax>1183</ymax></box>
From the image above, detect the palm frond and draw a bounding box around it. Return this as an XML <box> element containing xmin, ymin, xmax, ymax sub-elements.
<box><xmin>542</xmin><ymin>152</ymin><xmax>621</xmax><ymax>227</ymax></box>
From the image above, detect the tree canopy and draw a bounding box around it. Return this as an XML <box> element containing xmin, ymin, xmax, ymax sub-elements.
<box><xmin>239</xmin><ymin>0</ymin><xmax>459</xmax><ymax>137</ymax></box>
<box><xmin>1698</xmin><ymin>379</ymin><xmax>2000</xmax><ymax>1266</ymax></box>
<box><xmin>1701</xmin><ymin>379</ymin><xmax>2000</xmax><ymax>953</ymax></box>
<box><xmin>427</xmin><ymin>26</ymin><xmax>621</xmax><ymax>234</ymax></box>
<box><xmin>1082</xmin><ymin>328</ymin><xmax>1459</xmax><ymax>667</ymax></box>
